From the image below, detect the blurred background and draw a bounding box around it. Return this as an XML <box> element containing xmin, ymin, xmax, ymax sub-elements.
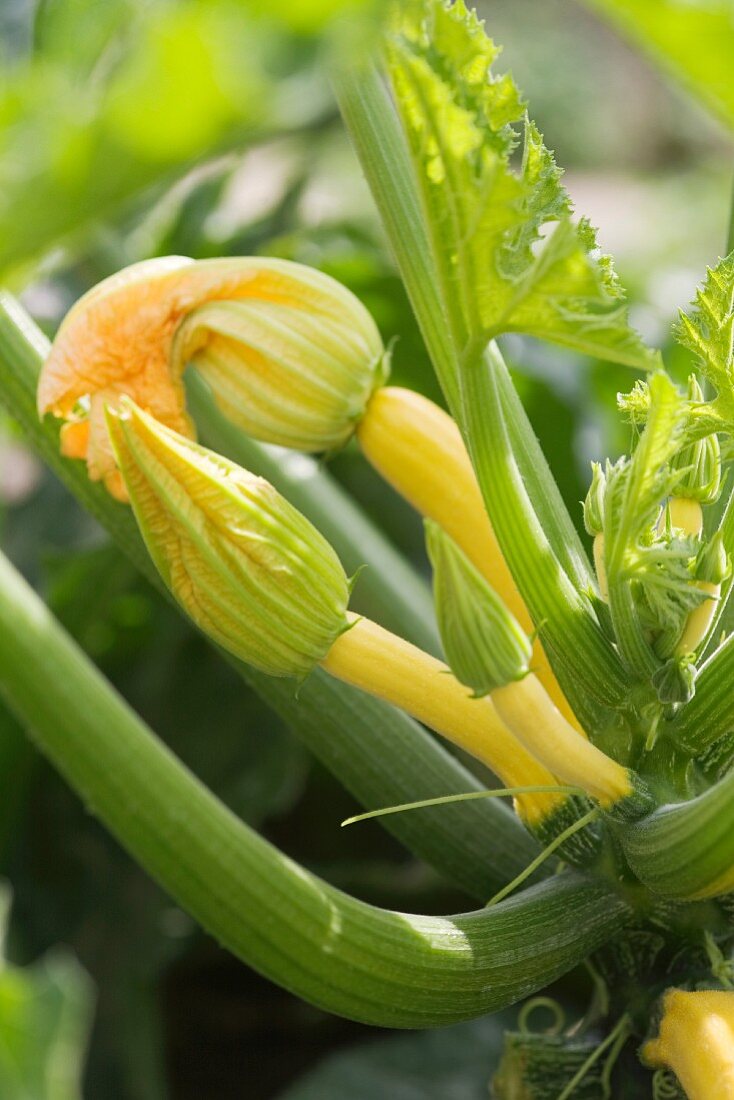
<box><xmin>0</xmin><ymin>0</ymin><xmax>732</xmax><ymax>1096</ymax></box>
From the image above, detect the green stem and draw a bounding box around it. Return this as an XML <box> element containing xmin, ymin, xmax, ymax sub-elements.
<box><xmin>0</xmin><ymin>548</ymin><xmax>630</xmax><ymax>1027</ymax></box>
<box><xmin>0</xmin><ymin>292</ymin><xmax>537</xmax><ymax>900</ymax></box>
<box><xmin>487</xmin><ymin>809</ymin><xmax>600</xmax><ymax>908</ymax></box>
<box><xmin>333</xmin><ymin>63</ymin><xmax>594</xmax><ymax>595</ymax></box>
<box><xmin>461</xmin><ymin>350</ymin><xmax>629</xmax><ymax>710</ymax></box>
<box><xmin>727</xmin><ymin>170</ymin><xmax>734</xmax><ymax>256</ymax></box>
<box><xmin>333</xmin><ymin>62</ymin><xmax>459</xmax><ymax>409</ymax></box>
<box><xmin>620</xmin><ymin>764</ymin><xmax>734</xmax><ymax>898</ymax></box>
<box><xmin>334</xmin><ymin>62</ymin><xmax>629</xmax><ymax>733</ymax></box>
<box><xmin>187</xmin><ymin>371</ymin><xmax>441</xmax><ymax>656</ymax></box>
<box><xmin>668</xmin><ymin>632</ymin><xmax>734</xmax><ymax>753</ymax></box>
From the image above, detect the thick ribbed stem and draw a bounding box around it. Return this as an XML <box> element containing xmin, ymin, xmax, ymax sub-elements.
<box><xmin>0</xmin><ymin>548</ymin><xmax>630</xmax><ymax>1028</ymax></box>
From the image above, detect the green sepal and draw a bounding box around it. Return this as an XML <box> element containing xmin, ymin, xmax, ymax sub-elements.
<box><xmin>670</xmin><ymin>376</ymin><xmax>721</xmax><ymax>504</ymax></box>
<box><xmin>696</xmin><ymin>530</ymin><xmax>729</xmax><ymax>586</ymax></box>
<box><xmin>425</xmin><ymin>519</ymin><xmax>532</xmax><ymax>694</ymax></box>
<box><xmin>651</xmin><ymin>656</ymin><xmax>697</xmax><ymax>706</ymax></box>
<box><xmin>583</xmin><ymin>461</ymin><xmax>606</xmax><ymax>536</ymax></box>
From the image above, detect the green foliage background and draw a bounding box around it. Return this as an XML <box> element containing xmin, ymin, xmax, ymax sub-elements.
<box><xmin>0</xmin><ymin>0</ymin><xmax>731</xmax><ymax>1096</ymax></box>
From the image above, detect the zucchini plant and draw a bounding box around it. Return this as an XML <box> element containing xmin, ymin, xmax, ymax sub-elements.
<box><xmin>1</xmin><ymin>1</ymin><xmax>734</xmax><ymax>1096</ymax></box>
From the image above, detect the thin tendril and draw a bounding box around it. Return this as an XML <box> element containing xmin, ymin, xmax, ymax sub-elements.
<box><xmin>518</xmin><ymin>996</ymin><xmax>565</xmax><ymax>1037</ymax></box>
<box><xmin>340</xmin><ymin>785</ymin><xmax>585</xmax><ymax>826</ymax></box>
<box><xmin>555</xmin><ymin>1014</ymin><xmax>632</xmax><ymax>1100</ymax></box>
<box><xmin>653</xmin><ymin>1069</ymin><xmax>682</xmax><ymax>1099</ymax></box>
<box><xmin>487</xmin><ymin>808</ymin><xmax>600</xmax><ymax>907</ymax></box>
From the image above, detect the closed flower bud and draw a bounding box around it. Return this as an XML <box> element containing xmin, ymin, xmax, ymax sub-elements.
<box><xmin>425</xmin><ymin>520</ymin><xmax>532</xmax><ymax>695</ymax></box>
<box><xmin>170</xmin><ymin>287</ymin><xmax>389</xmax><ymax>455</ymax></box>
<box><xmin>38</xmin><ymin>256</ymin><xmax>389</xmax><ymax>496</ymax></box>
<box><xmin>583</xmin><ymin>461</ymin><xmax>606</xmax><ymax>537</ymax></box>
<box><xmin>106</xmin><ymin>398</ymin><xmax>351</xmax><ymax>678</ymax></box>
<box><xmin>651</xmin><ymin>655</ymin><xmax>696</xmax><ymax>705</ymax></box>
<box><xmin>671</xmin><ymin>376</ymin><xmax>721</xmax><ymax>506</ymax></box>
<box><xmin>696</xmin><ymin>530</ymin><xmax>729</xmax><ymax>586</ymax></box>
<box><xmin>584</xmin><ymin>462</ymin><xmax>609</xmax><ymax>601</ymax></box>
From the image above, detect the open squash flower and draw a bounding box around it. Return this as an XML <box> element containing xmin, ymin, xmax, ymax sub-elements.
<box><xmin>37</xmin><ymin>255</ymin><xmax>388</xmax><ymax>499</ymax></box>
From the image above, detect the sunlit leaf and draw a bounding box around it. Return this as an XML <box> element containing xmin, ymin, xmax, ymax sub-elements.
<box><xmin>0</xmin><ymin>890</ymin><xmax>92</xmax><ymax>1100</ymax></box>
<box><xmin>580</xmin><ymin>0</ymin><xmax>734</xmax><ymax>130</ymax></box>
<box><xmin>387</xmin><ymin>0</ymin><xmax>658</xmax><ymax>369</ymax></box>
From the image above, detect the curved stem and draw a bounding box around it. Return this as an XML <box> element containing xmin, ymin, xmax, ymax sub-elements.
<box><xmin>620</xmin><ymin>764</ymin><xmax>734</xmax><ymax>899</ymax></box>
<box><xmin>0</xmin><ymin>549</ymin><xmax>630</xmax><ymax>1028</ymax></box>
<box><xmin>461</xmin><ymin>349</ymin><xmax>629</xmax><ymax>712</ymax></box>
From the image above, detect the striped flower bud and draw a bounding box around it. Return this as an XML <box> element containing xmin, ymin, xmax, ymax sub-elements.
<box><xmin>426</xmin><ymin>523</ymin><xmax>643</xmax><ymax>815</ymax></box>
<box><xmin>106</xmin><ymin>398</ymin><xmax>350</xmax><ymax>678</ymax></box>
<box><xmin>170</xmin><ymin>286</ymin><xmax>388</xmax><ymax>455</ymax></box>
<box><xmin>38</xmin><ymin>256</ymin><xmax>388</xmax><ymax>497</ymax></box>
<box><xmin>583</xmin><ymin>462</ymin><xmax>609</xmax><ymax>601</ymax></box>
<box><xmin>425</xmin><ymin>520</ymin><xmax>531</xmax><ymax>695</ymax></box>
<box><xmin>671</xmin><ymin>376</ymin><xmax>722</xmax><ymax>508</ymax></box>
<box><xmin>583</xmin><ymin>461</ymin><xmax>605</xmax><ymax>537</ymax></box>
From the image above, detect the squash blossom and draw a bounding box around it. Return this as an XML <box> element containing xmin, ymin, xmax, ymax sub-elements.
<box><xmin>106</xmin><ymin>399</ymin><xmax>350</xmax><ymax>678</ymax></box>
<box><xmin>38</xmin><ymin>255</ymin><xmax>579</xmax><ymax>732</ymax></box>
<box><xmin>38</xmin><ymin>255</ymin><xmax>388</xmax><ymax>498</ymax></box>
<box><xmin>105</xmin><ymin>399</ymin><xmax>583</xmax><ymax>832</ymax></box>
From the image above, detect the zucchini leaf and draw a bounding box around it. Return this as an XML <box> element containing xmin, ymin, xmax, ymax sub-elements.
<box><xmin>676</xmin><ymin>252</ymin><xmax>734</xmax><ymax>424</ymax></box>
<box><xmin>580</xmin><ymin>0</ymin><xmax>734</xmax><ymax>131</ymax></box>
<box><xmin>387</xmin><ymin>0</ymin><xmax>658</xmax><ymax>370</ymax></box>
